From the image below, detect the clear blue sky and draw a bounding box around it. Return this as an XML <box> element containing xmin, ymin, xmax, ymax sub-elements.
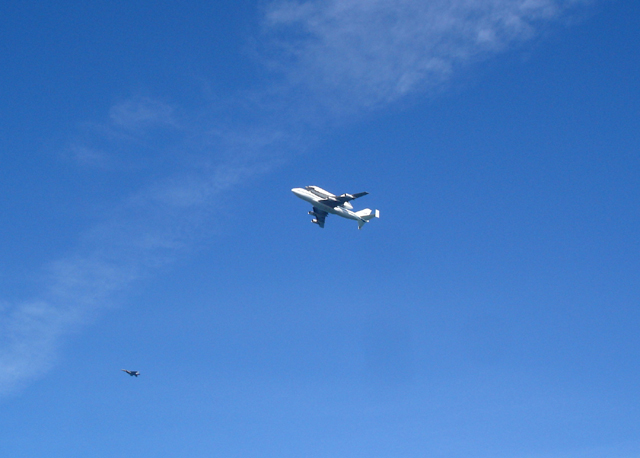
<box><xmin>1</xmin><ymin>1</ymin><xmax>639</xmax><ymax>457</ymax></box>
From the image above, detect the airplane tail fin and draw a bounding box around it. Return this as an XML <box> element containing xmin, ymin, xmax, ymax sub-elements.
<box><xmin>355</xmin><ymin>208</ymin><xmax>380</xmax><ymax>229</ymax></box>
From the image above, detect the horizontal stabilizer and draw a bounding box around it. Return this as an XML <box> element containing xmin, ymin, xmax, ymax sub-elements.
<box><xmin>355</xmin><ymin>208</ymin><xmax>380</xmax><ymax>229</ymax></box>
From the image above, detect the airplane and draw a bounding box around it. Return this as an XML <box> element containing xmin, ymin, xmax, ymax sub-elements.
<box><xmin>121</xmin><ymin>369</ymin><xmax>140</xmax><ymax>377</ymax></box>
<box><xmin>292</xmin><ymin>186</ymin><xmax>380</xmax><ymax>229</ymax></box>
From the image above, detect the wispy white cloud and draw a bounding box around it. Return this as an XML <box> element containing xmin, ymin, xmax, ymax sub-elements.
<box><xmin>109</xmin><ymin>96</ymin><xmax>178</xmax><ymax>131</ymax></box>
<box><xmin>263</xmin><ymin>0</ymin><xmax>592</xmax><ymax>111</ymax></box>
<box><xmin>69</xmin><ymin>145</ymin><xmax>111</xmax><ymax>168</ymax></box>
<box><xmin>0</xmin><ymin>96</ymin><xmax>288</xmax><ymax>396</ymax></box>
<box><xmin>65</xmin><ymin>97</ymin><xmax>184</xmax><ymax>171</ymax></box>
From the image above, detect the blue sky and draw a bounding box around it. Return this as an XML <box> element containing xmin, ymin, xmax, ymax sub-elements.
<box><xmin>1</xmin><ymin>1</ymin><xmax>639</xmax><ymax>457</ymax></box>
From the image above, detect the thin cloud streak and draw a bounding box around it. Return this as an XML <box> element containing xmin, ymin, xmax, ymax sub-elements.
<box><xmin>0</xmin><ymin>167</ymin><xmax>264</xmax><ymax>396</ymax></box>
<box><xmin>263</xmin><ymin>0</ymin><xmax>592</xmax><ymax>111</ymax></box>
<box><xmin>0</xmin><ymin>97</ymin><xmax>288</xmax><ymax>396</ymax></box>
<box><xmin>109</xmin><ymin>97</ymin><xmax>178</xmax><ymax>130</ymax></box>
<box><xmin>0</xmin><ymin>0</ymin><xmax>594</xmax><ymax>395</ymax></box>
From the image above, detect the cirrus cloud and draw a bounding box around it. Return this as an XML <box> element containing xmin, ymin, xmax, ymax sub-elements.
<box><xmin>263</xmin><ymin>0</ymin><xmax>592</xmax><ymax>110</ymax></box>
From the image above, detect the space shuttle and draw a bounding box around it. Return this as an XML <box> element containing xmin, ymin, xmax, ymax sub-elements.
<box><xmin>292</xmin><ymin>186</ymin><xmax>380</xmax><ymax>229</ymax></box>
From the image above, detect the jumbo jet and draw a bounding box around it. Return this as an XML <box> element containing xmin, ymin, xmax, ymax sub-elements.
<box><xmin>292</xmin><ymin>186</ymin><xmax>380</xmax><ymax>229</ymax></box>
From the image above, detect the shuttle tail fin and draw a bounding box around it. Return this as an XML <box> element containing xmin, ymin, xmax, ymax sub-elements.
<box><xmin>355</xmin><ymin>208</ymin><xmax>380</xmax><ymax>229</ymax></box>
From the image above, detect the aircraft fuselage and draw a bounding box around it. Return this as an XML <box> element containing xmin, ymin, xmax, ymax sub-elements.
<box><xmin>291</xmin><ymin>187</ymin><xmax>362</xmax><ymax>221</ymax></box>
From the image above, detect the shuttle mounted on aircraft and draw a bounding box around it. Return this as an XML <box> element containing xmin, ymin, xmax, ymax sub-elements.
<box><xmin>292</xmin><ymin>186</ymin><xmax>380</xmax><ymax>229</ymax></box>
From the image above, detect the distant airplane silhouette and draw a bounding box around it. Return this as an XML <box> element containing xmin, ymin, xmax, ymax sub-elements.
<box><xmin>121</xmin><ymin>369</ymin><xmax>140</xmax><ymax>377</ymax></box>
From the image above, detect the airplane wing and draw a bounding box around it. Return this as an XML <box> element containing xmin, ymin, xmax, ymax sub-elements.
<box><xmin>319</xmin><ymin>192</ymin><xmax>368</xmax><ymax>208</ymax></box>
<box><xmin>345</xmin><ymin>192</ymin><xmax>369</xmax><ymax>200</ymax></box>
<box><xmin>311</xmin><ymin>207</ymin><xmax>327</xmax><ymax>228</ymax></box>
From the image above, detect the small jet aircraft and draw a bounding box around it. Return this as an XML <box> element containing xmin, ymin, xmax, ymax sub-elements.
<box><xmin>292</xmin><ymin>186</ymin><xmax>380</xmax><ymax>229</ymax></box>
<box><xmin>121</xmin><ymin>369</ymin><xmax>140</xmax><ymax>377</ymax></box>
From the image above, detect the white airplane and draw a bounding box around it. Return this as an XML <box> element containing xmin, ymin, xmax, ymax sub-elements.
<box><xmin>292</xmin><ymin>186</ymin><xmax>380</xmax><ymax>229</ymax></box>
